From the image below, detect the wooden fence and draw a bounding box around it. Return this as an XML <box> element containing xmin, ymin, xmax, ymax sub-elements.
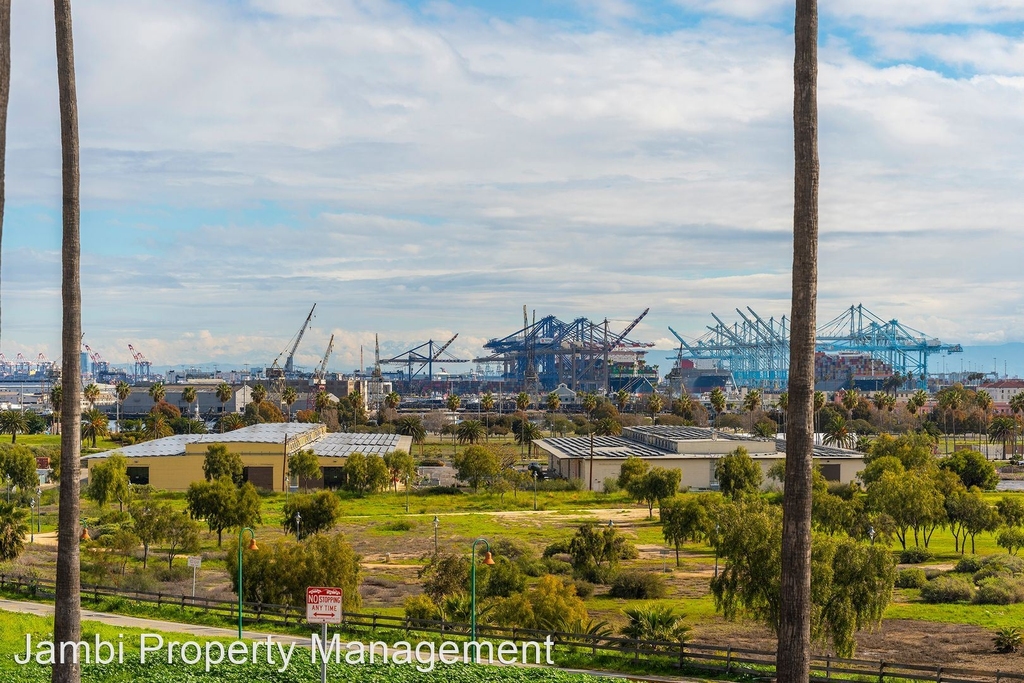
<box><xmin>1</xmin><ymin>574</ymin><xmax>1020</xmax><ymax>683</ymax></box>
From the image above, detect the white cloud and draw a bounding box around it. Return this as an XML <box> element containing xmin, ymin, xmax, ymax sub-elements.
<box><xmin>3</xmin><ymin>0</ymin><xmax>1024</xmax><ymax>366</ymax></box>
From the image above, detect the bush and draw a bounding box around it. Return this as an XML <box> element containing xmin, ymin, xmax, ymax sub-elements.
<box><xmin>537</xmin><ymin>478</ymin><xmax>583</xmax><ymax>492</ymax></box>
<box><xmin>895</xmin><ymin>568</ymin><xmax>927</xmax><ymax>589</ymax></box>
<box><xmin>542</xmin><ymin>557</ymin><xmax>572</xmax><ymax>575</ymax></box>
<box><xmin>899</xmin><ymin>547</ymin><xmax>932</xmax><ymax>564</ymax></box>
<box><xmin>379</xmin><ymin>520</ymin><xmax>412</xmax><ymax>532</ymax></box>
<box><xmin>403</xmin><ymin>594</ymin><xmax>439</xmax><ymax>621</ymax></box>
<box><xmin>974</xmin><ymin>577</ymin><xmax>1024</xmax><ymax>605</ymax></box>
<box><xmin>542</xmin><ymin>540</ymin><xmax>570</xmax><ymax>558</ymax></box>
<box><xmin>422</xmin><ymin>486</ymin><xmax>462</xmax><ymax>495</ymax></box>
<box><xmin>995</xmin><ymin>627</ymin><xmax>1024</xmax><ymax>653</ymax></box>
<box><xmin>920</xmin><ymin>575</ymin><xmax>974</xmax><ymax>604</ymax></box>
<box><xmin>573</xmin><ymin>579</ymin><xmax>595</xmax><ymax>599</ymax></box>
<box><xmin>602</xmin><ymin>478</ymin><xmax>621</xmax><ymax>494</ymax></box>
<box><xmin>609</xmin><ymin>570</ymin><xmax>668</xmax><ymax>600</ymax></box>
<box><xmin>954</xmin><ymin>556</ymin><xmax>984</xmax><ymax>574</ymax></box>
<box><xmin>974</xmin><ymin>555</ymin><xmax>1024</xmax><ymax>582</ymax></box>
<box><xmin>120</xmin><ymin>570</ymin><xmax>156</xmax><ymax>593</ymax></box>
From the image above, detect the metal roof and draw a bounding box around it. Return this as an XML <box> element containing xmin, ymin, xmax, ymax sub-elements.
<box><xmin>776</xmin><ymin>439</ymin><xmax>862</xmax><ymax>458</ymax></box>
<box><xmin>192</xmin><ymin>422</ymin><xmax>322</xmax><ymax>444</ymax></box>
<box><xmin>626</xmin><ymin>426</ymin><xmax>745</xmax><ymax>441</ymax></box>
<box><xmin>540</xmin><ymin>436</ymin><xmax>668</xmax><ymax>459</ymax></box>
<box><xmin>82</xmin><ymin>434</ymin><xmax>200</xmax><ymax>459</ymax></box>
<box><xmin>310</xmin><ymin>432</ymin><xmax>406</xmax><ymax>457</ymax></box>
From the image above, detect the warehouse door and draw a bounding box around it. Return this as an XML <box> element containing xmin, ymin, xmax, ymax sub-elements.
<box><xmin>243</xmin><ymin>466</ymin><xmax>275</xmax><ymax>491</ymax></box>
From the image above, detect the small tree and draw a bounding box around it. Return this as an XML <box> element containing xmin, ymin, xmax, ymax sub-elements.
<box><xmin>997</xmin><ymin>527</ymin><xmax>1024</xmax><ymax>556</ymax></box>
<box><xmin>0</xmin><ymin>502</ymin><xmax>28</xmax><ymax>562</ymax></box>
<box><xmin>383</xmin><ymin>449</ymin><xmax>415</xmax><ymax>491</ymax></box>
<box><xmin>617</xmin><ymin>455</ymin><xmax>649</xmax><ymax>490</ymax></box>
<box><xmin>452</xmin><ymin>445</ymin><xmax>499</xmax><ymax>492</ymax></box>
<box><xmin>288</xmin><ymin>449</ymin><xmax>322</xmax><ymax>491</ymax></box>
<box><xmin>86</xmin><ymin>453</ymin><xmax>131</xmax><ymax>511</ymax></box>
<box><xmin>568</xmin><ymin>523</ymin><xmax>629</xmax><ymax>582</ymax></box>
<box><xmin>627</xmin><ymin>467</ymin><xmax>682</xmax><ymax>518</ymax></box>
<box><xmin>421</xmin><ymin>551</ymin><xmax>470</xmax><ymax>602</ymax></box>
<box><xmin>0</xmin><ymin>444</ymin><xmax>39</xmax><ymax>492</ymax></box>
<box><xmin>203</xmin><ymin>443</ymin><xmax>243</xmax><ymax>484</ymax></box>
<box><xmin>102</xmin><ymin>528</ymin><xmax>140</xmax><ymax>579</ymax></box>
<box><xmin>130</xmin><ymin>499</ymin><xmax>170</xmax><ymax>568</ymax></box>
<box><xmin>283</xmin><ymin>490</ymin><xmax>341</xmax><ymax>539</ymax></box>
<box><xmin>163</xmin><ymin>511</ymin><xmax>201</xmax><ymax>570</ymax></box>
<box><xmin>186</xmin><ymin>477</ymin><xmax>262</xmax><ymax>547</ymax></box>
<box><xmin>939</xmin><ymin>449</ymin><xmax>999</xmax><ymax>491</ymax></box>
<box><xmin>715</xmin><ymin>447</ymin><xmax>763</xmax><ymax>499</ymax></box>
<box><xmin>661</xmin><ymin>495</ymin><xmax>714</xmax><ymax>566</ymax></box>
<box><xmin>998</xmin><ymin>496</ymin><xmax>1024</xmax><ymax>528</ymax></box>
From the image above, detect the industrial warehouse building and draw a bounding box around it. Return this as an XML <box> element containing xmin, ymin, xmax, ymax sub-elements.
<box><xmin>83</xmin><ymin>423</ymin><xmax>413</xmax><ymax>492</ymax></box>
<box><xmin>533</xmin><ymin>425</ymin><xmax>865</xmax><ymax>492</ymax></box>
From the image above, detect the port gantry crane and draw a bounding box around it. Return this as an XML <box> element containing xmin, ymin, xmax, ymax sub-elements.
<box><xmin>128</xmin><ymin>344</ymin><xmax>152</xmax><ymax>380</ymax></box>
<box><xmin>381</xmin><ymin>334</ymin><xmax>469</xmax><ymax>390</ymax></box>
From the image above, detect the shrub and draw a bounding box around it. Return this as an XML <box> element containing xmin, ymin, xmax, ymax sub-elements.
<box><xmin>573</xmin><ymin>579</ymin><xmax>595</xmax><ymax>599</ymax></box>
<box><xmin>379</xmin><ymin>520</ymin><xmax>412</xmax><ymax>532</ymax></box>
<box><xmin>422</xmin><ymin>486</ymin><xmax>461</xmax><ymax>495</ymax></box>
<box><xmin>954</xmin><ymin>556</ymin><xmax>984</xmax><ymax>574</ymax></box>
<box><xmin>899</xmin><ymin>547</ymin><xmax>932</xmax><ymax>564</ymax></box>
<box><xmin>974</xmin><ymin>555</ymin><xmax>1024</xmax><ymax>582</ymax></box>
<box><xmin>541</xmin><ymin>557</ymin><xmax>573</xmax><ymax>575</ymax></box>
<box><xmin>609</xmin><ymin>570</ymin><xmax>668</xmax><ymax>600</ymax></box>
<box><xmin>537</xmin><ymin>478</ymin><xmax>583</xmax><ymax>492</ymax></box>
<box><xmin>403</xmin><ymin>594</ymin><xmax>439</xmax><ymax>621</ymax></box>
<box><xmin>895</xmin><ymin>568</ymin><xmax>927</xmax><ymax>589</ymax></box>
<box><xmin>119</xmin><ymin>571</ymin><xmax>156</xmax><ymax>593</ymax></box>
<box><xmin>974</xmin><ymin>577</ymin><xmax>1024</xmax><ymax>605</ymax></box>
<box><xmin>621</xmin><ymin>604</ymin><xmax>690</xmax><ymax>643</ymax></box>
<box><xmin>920</xmin><ymin>575</ymin><xmax>974</xmax><ymax>604</ymax></box>
<box><xmin>995</xmin><ymin>627</ymin><xmax>1024</xmax><ymax>653</ymax></box>
<box><xmin>602</xmin><ymin>478</ymin><xmax>621</xmax><ymax>494</ymax></box>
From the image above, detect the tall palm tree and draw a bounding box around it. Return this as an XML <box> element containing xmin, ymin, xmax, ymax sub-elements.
<box><xmin>282</xmin><ymin>386</ymin><xmax>297</xmax><ymax>421</ymax></box>
<box><xmin>822</xmin><ymin>414</ymin><xmax>853</xmax><ymax>449</ymax></box>
<box><xmin>480</xmin><ymin>391</ymin><xmax>494</xmax><ymax>442</ymax></box>
<box><xmin>0</xmin><ymin>408</ymin><xmax>26</xmax><ymax>443</ymax></box>
<box><xmin>49</xmin><ymin>384</ymin><xmax>63</xmax><ymax>434</ymax></box>
<box><xmin>975</xmin><ymin>390</ymin><xmax>993</xmax><ymax>452</ymax></box>
<box><xmin>990</xmin><ymin>416</ymin><xmax>1016</xmax><ymax>460</ymax></box>
<box><xmin>515</xmin><ymin>392</ymin><xmax>530</xmax><ymax>413</ymax></box>
<box><xmin>182</xmin><ymin>386</ymin><xmax>197</xmax><ymax>417</ymax></box>
<box><xmin>647</xmin><ymin>392</ymin><xmax>664</xmax><ymax>424</ymax></box>
<box><xmin>80</xmin><ymin>408</ymin><xmax>108</xmax><ymax>448</ymax></box>
<box><xmin>709</xmin><ymin>387</ymin><xmax>726</xmax><ymax>424</ymax></box>
<box><xmin>779</xmin><ymin>0</ymin><xmax>819</xmax><ymax>679</ymax></box>
<box><xmin>456</xmin><ymin>419</ymin><xmax>485</xmax><ymax>445</ymax></box>
<box><xmin>778</xmin><ymin>391</ymin><xmax>789</xmax><ymax>436</ymax></box>
<box><xmin>616</xmin><ymin>388</ymin><xmax>630</xmax><ymax>413</ymax></box>
<box><xmin>0</xmin><ymin>0</ymin><xmax>8</xmax><ymax>352</ymax></box>
<box><xmin>82</xmin><ymin>382</ymin><xmax>99</xmax><ymax>410</ymax></box>
<box><xmin>395</xmin><ymin>415</ymin><xmax>427</xmax><ymax>456</ymax></box>
<box><xmin>812</xmin><ymin>390</ymin><xmax>825</xmax><ymax>444</ymax></box>
<box><xmin>215</xmin><ymin>382</ymin><xmax>233</xmax><ymax>426</ymax></box>
<box><xmin>250</xmin><ymin>383</ymin><xmax>267</xmax><ymax>422</ymax></box>
<box><xmin>144</xmin><ymin>413</ymin><xmax>172</xmax><ymax>440</ymax></box>
<box><xmin>1009</xmin><ymin>393</ymin><xmax>1024</xmax><ymax>457</ymax></box>
<box><xmin>581</xmin><ymin>392</ymin><xmax>598</xmax><ymax>420</ymax></box>
<box><xmin>743</xmin><ymin>389</ymin><xmax>762</xmax><ymax>432</ymax></box>
<box><xmin>114</xmin><ymin>380</ymin><xmax>130</xmax><ymax>432</ymax></box>
<box><xmin>384</xmin><ymin>391</ymin><xmax>401</xmax><ymax>411</ymax></box>
<box><xmin>445</xmin><ymin>393</ymin><xmax>461</xmax><ymax>413</ymax></box>
<box><xmin>314</xmin><ymin>389</ymin><xmax>332</xmax><ymax>416</ymax></box>
<box><xmin>148</xmin><ymin>381</ymin><xmax>165</xmax><ymax>404</ymax></box>
<box><xmin>53</xmin><ymin>0</ymin><xmax>84</xmax><ymax>679</ymax></box>
<box><xmin>546</xmin><ymin>391</ymin><xmax>560</xmax><ymax>413</ymax></box>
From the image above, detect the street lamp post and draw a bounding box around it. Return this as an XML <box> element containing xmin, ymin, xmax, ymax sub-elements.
<box><xmin>432</xmin><ymin>516</ymin><xmax>439</xmax><ymax>555</ymax></box>
<box><xmin>237</xmin><ymin>527</ymin><xmax>258</xmax><ymax>639</ymax></box>
<box><xmin>405</xmin><ymin>474</ymin><xmax>410</xmax><ymax>514</ymax></box>
<box><xmin>29</xmin><ymin>500</ymin><xmax>35</xmax><ymax>543</ymax></box>
<box><xmin>532</xmin><ymin>471</ymin><xmax>538</xmax><ymax>511</ymax></box>
<box><xmin>35</xmin><ymin>488</ymin><xmax>41</xmax><ymax>533</ymax></box>
<box><xmin>294</xmin><ymin>512</ymin><xmax>301</xmax><ymax>541</ymax></box>
<box><xmin>469</xmin><ymin>538</ymin><xmax>494</xmax><ymax>644</ymax></box>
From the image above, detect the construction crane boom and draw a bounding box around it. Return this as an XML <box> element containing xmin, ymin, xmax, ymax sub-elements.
<box><xmin>284</xmin><ymin>304</ymin><xmax>316</xmax><ymax>373</ymax></box>
<box><xmin>431</xmin><ymin>334</ymin><xmax>459</xmax><ymax>361</ymax></box>
<box><xmin>317</xmin><ymin>334</ymin><xmax>335</xmax><ymax>380</ymax></box>
<box><xmin>611</xmin><ymin>308</ymin><xmax>649</xmax><ymax>348</ymax></box>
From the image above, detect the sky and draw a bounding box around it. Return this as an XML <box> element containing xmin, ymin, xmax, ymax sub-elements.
<box><xmin>2</xmin><ymin>0</ymin><xmax>1024</xmax><ymax>373</ymax></box>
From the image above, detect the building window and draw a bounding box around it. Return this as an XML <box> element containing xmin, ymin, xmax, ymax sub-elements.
<box><xmin>126</xmin><ymin>467</ymin><xmax>150</xmax><ymax>486</ymax></box>
<box><xmin>820</xmin><ymin>463</ymin><xmax>841</xmax><ymax>482</ymax></box>
<box><xmin>323</xmin><ymin>467</ymin><xmax>345</xmax><ymax>490</ymax></box>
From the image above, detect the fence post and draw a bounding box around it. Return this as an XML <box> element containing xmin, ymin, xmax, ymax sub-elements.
<box><xmin>936</xmin><ymin>666</ymin><xmax>943</xmax><ymax>683</ymax></box>
<box><xmin>678</xmin><ymin>642</ymin><xmax>685</xmax><ymax>669</ymax></box>
<box><xmin>372</xmin><ymin>613</ymin><xmax>378</xmax><ymax>633</ymax></box>
<box><xmin>879</xmin><ymin>660</ymin><xmax>885</xmax><ymax>683</ymax></box>
<box><xmin>726</xmin><ymin>647</ymin><xmax>732</xmax><ymax>674</ymax></box>
<box><xmin>826</xmin><ymin>656</ymin><xmax>832</xmax><ymax>681</ymax></box>
<box><xmin>634</xmin><ymin>639</ymin><xmax>640</xmax><ymax>663</ymax></box>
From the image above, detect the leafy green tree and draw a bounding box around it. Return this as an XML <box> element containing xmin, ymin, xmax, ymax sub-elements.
<box><xmin>229</xmin><ymin>533</ymin><xmax>361</xmax><ymax>610</ymax></box>
<box><xmin>865</xmin><ymin>432</ymin><xmax>935</xmax><ymax>469</ymax></box>
<box><xmin>715</xmin><ymin>446</ymin><xmax>763</xmax><ymax>499</ymax></box>
<box><xmin>939</xmin><ymin>448</ymin><xmax>998</xmax><ymax>491</ymax></box>
<box><xmin>129</xmin><ymin>499</ymin><xmax>171</xmax><ymax>568</ymax></box>
<box><xmin>456</xmin><ymin>419</ymin><xmax>485</xmax><ymax>444</ymax></box>
<box><xmin>452</xmin><ymin>445</ymin><xmax>499</xmax><ymax>492</ymax></box>
<box><xmin>997</xmin><ymin>527</ymin><xmax>1024</xmax><ymax>556</ymax></box>
<box><xmin>568</xmin><ymin>523</ymin><xmax>629</xmax><ymax>582</ymax></box>
<box><xmin>283</xmin><ymin>490</ymin><xmax>341</xmax><ymax>539</ymax></box>
<box><xmin>0</xmin><ymin>502</ymin><xmax>28</xmax><ymax>562</ymax></box>
<box><xmin>482</xmin><ymin>556</ymin><xmax>526</xmax><ymax>598</ymax></box>
<box><xmin>617</xmin><ymin>455</ymin><xmax>649</xmax><ymax>490</ymax></box>
<box><xmin>661</xmin><ymin>495</ymin><xmax>715</xmax><ymax>566</ymax></box>
<box><xmin>163</xmin><ymin>511</ymin><xmax>201</xmax><ymax>569</ymax></box>
<box><xmin>946</xmin><ymin>489</ymin><xmax>998</xmax><ymax>554</ymax></box>
<box><xmin>866</xmin><ymin>470</ymin><xmax>944</xmax><ymax>548</ymax></box>
<box><xmin>202</xmin><ymin>443</ymin><xmax>243</xmax><ymax>484</ymax></box>
<box><xmin>421</xmin><ymin>551</ymin><xmax>470</xmax><ymax>602</ymax></box>
<box><xmin>710</xmin><ymin>499</ymin><xmax>895</xmax><ymax>658</ymax></box>
<box><xmin>102</xmin><ymin>528</ymin><xmax>140</xmax><ymax>578</ymax></box>
<box><xmin>365</xmin><ymin>454</ymin><xmax>391</xmax><ymax>493</ymax></box>
<box><xmin>859</xmin><ymin>455</ymin><xmax>904</xmax><ymax>486</ymax></box>
<box><xmin>627</xmin><ymin>466</ymin><xmax>682</xmax><ymax>518</ymax></box>
<box><xmin>186</xmin><ymin>477</ymin><xmax>262</xmax><ymax>546</ymax></box>
<box><xmin>288</xmin><ymin>449</ymin><xmax>322</xmax><ymax>491</ymax></box>
<box><xmin>529</xmin><ymin>575</ymin><xmax>590</xmax><ymax>631</ymax></box>
<box><xmin>0</xmin><ymin>444</ymin><xmax>39</xmax><ymax>493</ymax></box>
<box><xmin>383</xmin><ymin>449</ymin><xmax>415</xmax><ymax>491</ymax></box>
<box><xmin>997</xmin><ymin>496</ymin><xmax>1024</xmax><ymax>528</ymax></box>
<box><xmin>0</xmin><ymin>409</ymin><xmax>28</xmax><ymax>444</ymax></box>
<box><xmin>86</xmin><ymin>453</ymin><xmax>131</xmax><ymax>511</ymax></box>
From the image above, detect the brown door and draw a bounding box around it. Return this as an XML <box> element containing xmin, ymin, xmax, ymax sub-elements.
<box><xmin>244</xmin><ymin>466</ymin><xmax>275</xmax><ymax>491</ymax></box>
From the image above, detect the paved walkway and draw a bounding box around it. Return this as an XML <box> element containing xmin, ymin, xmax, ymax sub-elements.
<box><xmin>0</xmin><ymin>598</ymin><xmax>703</xmax><ymax>682</ymax></box>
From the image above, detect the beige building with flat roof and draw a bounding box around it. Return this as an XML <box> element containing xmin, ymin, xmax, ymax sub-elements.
<box><xmin>83</xmin><ymin>423</ymin><xmax>412</xmax><ymax>492</ymax></box>
<box><xmin>533</xmin><ymin>425</ymin><xmax>865</xmax><ymax>492</ymax></box>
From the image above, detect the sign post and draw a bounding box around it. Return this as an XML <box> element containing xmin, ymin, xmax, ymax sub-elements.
<box><xmin>187</xmin><ymin>556</ymin><xmax>202</xmax><ymax>599</ymax></box>
<box><xmin>306</xmin><ymin>587</ymin><xmax>343</xmax><ymax>683</ymax></box>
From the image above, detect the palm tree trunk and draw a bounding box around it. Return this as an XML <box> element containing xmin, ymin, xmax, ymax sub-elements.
<box><xmin>52</xmin><ymin>2</ymin><xmax>83</xmax><ymax>682</ymax></box>
<box><xmin>778</xmin><ymin>1</ymin><xmax>818</xmax><ymax>681</ymax></box>
<box><xmin>0</xmin><ymin>0</ymin><xmax>8</xmax><ymax>350</ymax></box>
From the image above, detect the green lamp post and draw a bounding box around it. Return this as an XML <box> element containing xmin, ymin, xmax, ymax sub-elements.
<box><xmin>469</xmin><ymin>538</ymin><xmax>494</xmax><ymax>643</ymax></box>
<box><xmin>237</xmin><ymin>527</ymin><xmax>258</xmax><ymax>638</ymax></box>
